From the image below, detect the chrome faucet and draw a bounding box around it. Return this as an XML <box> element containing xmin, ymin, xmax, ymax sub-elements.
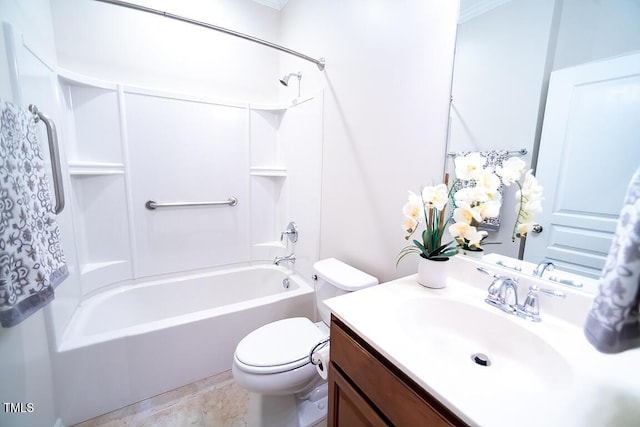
<box><xmin>274</xmin><ymin>254</ymin><xmax>296</xmax><ymax>266</ymax></box>
<box><xmin>477</xmin><ymin>267</ymin><xmax>565</xmax><ymax>322</ymax></box>
<box><xmin>485</xmin><ymin>275</ymin><xmax>520</xmax><ymax>315</ymax></box>
<box><xmin>533</xmin><ymin>261</ymin><xmax>555</xmax><ymax>277</ymax></box>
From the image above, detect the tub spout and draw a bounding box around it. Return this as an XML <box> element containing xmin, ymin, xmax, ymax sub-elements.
<box><xmin>274</xmin><ymin>254</ymin><xmax>296</xmax><ymax>265</ymax></box>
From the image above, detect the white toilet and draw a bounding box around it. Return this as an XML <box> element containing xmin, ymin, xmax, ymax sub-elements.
<box><xmin>232</xmin><ymin>258</ymin><xmax>378</xmax><ymax>427</ymax></box>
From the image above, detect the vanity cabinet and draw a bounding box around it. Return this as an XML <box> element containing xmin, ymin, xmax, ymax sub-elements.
<box><xmin>328</xmin><ymin>315</ymin><xmax>467</xmax><ymax>427</ymax></box>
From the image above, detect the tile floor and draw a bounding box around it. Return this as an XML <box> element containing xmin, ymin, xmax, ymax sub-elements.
<box><xmin>73</xmin><ymin>371</ymin><xmax>249</xmax><ymax>427</ymax></box>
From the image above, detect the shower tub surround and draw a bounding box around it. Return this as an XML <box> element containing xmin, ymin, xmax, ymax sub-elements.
<box><xmin>54</xmin><ymin>263</ymin><xmax>314</xmax><ymax>425</ymax></box>
<box><xmin>48</xmin><ymin>69</ymin><xmax>322</xmax><ymax>425</ymax></box>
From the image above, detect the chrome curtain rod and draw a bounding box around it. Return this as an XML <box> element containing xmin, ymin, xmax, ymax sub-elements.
<box><xmin>447</xmin><ymin>148</ymin><xmax>528</xmax><ymax>157</ymax></box>
<box><xmin>93</xmin><ymin>0</ymin><xmax>326</xmax><ymax>70</ymax></box>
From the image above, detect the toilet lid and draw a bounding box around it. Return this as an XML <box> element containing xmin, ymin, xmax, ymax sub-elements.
<box><xmin>235</xmin><ymin>317</ymin><xmax>327</xmax><ymax>372</ymax></box>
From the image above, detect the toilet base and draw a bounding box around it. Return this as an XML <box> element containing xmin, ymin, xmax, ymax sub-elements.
<box><xmin>247</xmin><ymin>382</ymin><xmax>328</xmax><ymax>427</ymax></box>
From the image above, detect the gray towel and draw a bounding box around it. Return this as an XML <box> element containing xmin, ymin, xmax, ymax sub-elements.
<box><xmin>0</xmin><ymin>99</ymin><xmax>68</xmax><ymax>327</ymax></box>
<box><xmin>584</xmin><ymin>166</ymin><xmax>640</xmax><ymax>353</ymax></box>
<box><xmin>453</xmin><ymin>149</ymin><xmax>509</xmax><ymax>231</ymax></box>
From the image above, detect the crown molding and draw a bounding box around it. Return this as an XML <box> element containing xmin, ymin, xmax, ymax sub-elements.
<box><xmin>458</xmin><ymin>0</ymin><xmax>513</xmax><ymax>24</ymax></box>
<box><xmin>251</xmin><ymin>0</ymin><xmax>289</xmax><ymax>11</ymax></box>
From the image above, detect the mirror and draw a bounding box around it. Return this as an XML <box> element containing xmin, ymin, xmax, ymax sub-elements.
<box><xmin>446</xmin><ymin>0</ymin><xmax>640</xmax><ymax>291</ymax></box>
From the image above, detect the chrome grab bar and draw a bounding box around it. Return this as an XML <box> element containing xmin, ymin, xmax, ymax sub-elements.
<box><xmin>145</xmin><ymin>197</ymin><xmax>238</xmax><ymax>210</ymax></box>
<box><xmin>29</xmin><ymin>104</ymin><xmax>65</xmax><ymax>215</ymax></box>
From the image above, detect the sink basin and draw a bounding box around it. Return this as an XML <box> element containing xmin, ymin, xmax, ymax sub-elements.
<box><xmin>397</xmin><ymin>298</ymin><xmax>573</xmax><ymax>393</ymax></box>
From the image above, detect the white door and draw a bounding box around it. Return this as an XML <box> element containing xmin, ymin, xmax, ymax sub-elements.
<box><xmin>523</xmin><ymin>52</ymin><xmax>640</xmax><ymax>278</ymax></box>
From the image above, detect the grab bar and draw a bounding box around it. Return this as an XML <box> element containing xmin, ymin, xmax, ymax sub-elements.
<box><xmin>145</xmin><ymin>197</ymin><xmax>238</xmax><ymax>210</ymax></box>
<box><xmin>29</xmin><ymin>104</ymin><xmax>65</xmax><ymax>215</ymax></box>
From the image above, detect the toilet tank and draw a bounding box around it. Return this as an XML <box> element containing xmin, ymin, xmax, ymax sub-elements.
<box><xmin>313</xmin><ymin>258</ymin><xmax>378</xmax><ymax>325</ymax></box>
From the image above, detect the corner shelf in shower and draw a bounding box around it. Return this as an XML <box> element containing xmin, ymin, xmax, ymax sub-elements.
<box><xmin>68</xmin><ymin>162</ymin><xmax>125</xmax><ymax>176</ymax></box>
<box><xmin>250</xmin><ymin>167</ymin><xmax>287</xmax><ymax>177</ymax></box>
<box><xmin>250</xmin><ymin>95</ymin><xmax>316</xmax><ymax>112</ymax></box>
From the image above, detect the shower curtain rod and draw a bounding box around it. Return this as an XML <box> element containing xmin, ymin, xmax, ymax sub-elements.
<box><xmin>93</xmin><ymin>0</ymin><xmax>326</xmax><ymax>70</ymax></box>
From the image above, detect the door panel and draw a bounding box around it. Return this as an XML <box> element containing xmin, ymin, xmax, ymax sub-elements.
<box><xmin>524</xmin><ymin>52</ymin><xmax>640</xmax><ymax>278</ymax></box>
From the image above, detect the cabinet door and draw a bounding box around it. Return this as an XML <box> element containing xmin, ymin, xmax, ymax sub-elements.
<box><xmin>329</xmin><ymin>316</ymin><xmax>467</xmax><ymax>427</ymax></box>
<box><xmin>328</xmin><ymin>364</ymin><xmax>389</xmax><ymax>427</ymax></box>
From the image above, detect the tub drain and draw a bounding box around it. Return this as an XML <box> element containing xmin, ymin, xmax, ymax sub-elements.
<box><xmin>471</xmin><ymin>352</ymin><xmax>491</xmax><ymax>367</ymax></box>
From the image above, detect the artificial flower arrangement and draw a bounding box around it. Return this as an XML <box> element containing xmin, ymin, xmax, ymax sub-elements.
<box><xmin>397</xmin><ymin>152</ymin><xmax>543</xmax><ymax>265</ymax></box>
<box><xmin>497</xmin><ymin>157</ymin><xmax>544</xmax><ymax>241</ymax></box>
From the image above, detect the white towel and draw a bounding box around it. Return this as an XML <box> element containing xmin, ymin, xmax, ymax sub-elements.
<box><xmin>0</xmin><ymin>99</ymin><xmax>68</xmax><ymax>327</ymax></box>
<box><xmin>584</xmin><ymin>166</ymin><xmax>640</xmax><ymax>353</ymax></box>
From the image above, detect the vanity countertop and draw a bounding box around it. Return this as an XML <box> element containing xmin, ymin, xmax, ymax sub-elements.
<box><xmin>324</xmin><ymin>255</ymin><xmax>640</xmax><ymax>427</ymax></box>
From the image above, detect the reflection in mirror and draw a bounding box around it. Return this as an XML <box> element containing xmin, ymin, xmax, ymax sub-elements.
<box><xmin>447</xmin><ymin>0</ymin><xmax>640</xmax><ymax>292</ymax></box>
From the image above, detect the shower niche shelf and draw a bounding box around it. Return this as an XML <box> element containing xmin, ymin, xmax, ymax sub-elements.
<box><xmin>68</xmin><ymin>162</ymin><xmax>125</xmax><ymax>176</ymax></box>
<box><xmin>249</xmin><ymin>166</ymin><xmax>287</xmax><ymax>177</ymax></box>
<box><xmin>59</xmin><ymin>72</ymin><xmax>134</xmax><ymax>296</ymax></box>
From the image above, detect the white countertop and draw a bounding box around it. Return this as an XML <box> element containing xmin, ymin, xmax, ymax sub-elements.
<box><xmin>324</xmin><ymin>255</ymin><xmax>640</xmax><ymax>427</ymax></box>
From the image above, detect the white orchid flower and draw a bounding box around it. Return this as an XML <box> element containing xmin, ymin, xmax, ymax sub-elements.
<box><xmin>448</xmin><ymin>222</ymin><xmax>487</xmax><ymax>247</ymax></box>
<box><xmin>476</xmin><ymin>169</ymin><xmax>501</xmax><ymax>193</ymax></box>
<box><xmin>477</xmin><ymin>200</ymin><xmax>501</xmax><ymax>219</ymax></box>
<box><xmin>454</xmin><ymin>186</ymin><xmax>488</xmax><ymax>205</ymax></box>
<box><xmin>496</xmin><ymin>157</ymin><xmax>526</xmax><ymax>186</ymax></box>
<box><xmin>402</xmin><ymin>216</ymin><xmax>419</xmax><ymax>234</ymax></box>
<box><xmin>454</xmin><ymin>152</ymin><xmax>487</xmax><ymax>181</ymax></box>
<box><xmin>520</xmin><ymin>170</ymin><xmax>544</xmax><ymax>199</ymax></box>
<box><xmin>516</xmin><ymin>222</ymin><xmax>534</xmax><ymax>237</ymax></box>
<box><xmin>422</xmin><ymin>184</ymin><xmax>448</xmax><ymax>211</ymax></box>
<box><xmin>402</xmin><ymin>191</ymin><xmax>423</xmax><ymax>221</ymax></box>
<box><xmin>453</xmin><ymin>202</ymin><xmax>483</xmax><ymax>224</ymax></box>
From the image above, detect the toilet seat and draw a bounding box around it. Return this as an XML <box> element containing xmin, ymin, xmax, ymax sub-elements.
<box><xmin>234</xmin><ymin>317</ymin><xmax>327</xmax><ymax>375</ymax></box>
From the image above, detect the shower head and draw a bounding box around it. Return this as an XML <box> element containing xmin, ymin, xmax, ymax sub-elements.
<box><xmin>279</xmin><ymin>72</ymin><xmax>302</xmax><ymax>87</ymax></box>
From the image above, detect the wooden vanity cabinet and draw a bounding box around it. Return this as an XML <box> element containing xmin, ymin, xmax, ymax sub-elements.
<box><xmin>327</xmin><ymin>315</ymin><xmax>467</xmax><ymax>427</ymax></box>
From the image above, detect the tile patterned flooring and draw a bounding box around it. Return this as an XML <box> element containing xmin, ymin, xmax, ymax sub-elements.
<box><xmin>73</xmin><ymin>371</ymin><xmax>249</xmax><ymax>427</ymax></box>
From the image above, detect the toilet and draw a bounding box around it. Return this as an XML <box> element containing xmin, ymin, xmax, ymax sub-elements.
<box><xmin>232</xmin><ymin>258</ymin><xmax>378</xmax><ymax>427</ymax></box>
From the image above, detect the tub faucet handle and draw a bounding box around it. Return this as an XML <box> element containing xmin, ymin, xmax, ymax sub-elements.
<box><xmin>280</xmin><ymin>221</ymin><xmax>298</xmax><ymax>243</ymax></box>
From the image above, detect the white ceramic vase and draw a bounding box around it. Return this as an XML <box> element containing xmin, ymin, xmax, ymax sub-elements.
<box><xmin>461</xmin><ymin>248</ymin><xmax>484</xmax><ymax>259</ymax></box>
<box><xmin>417</xmin><ymin>257</ymin><xmax>449</xmax><ymax>289</ymax></box>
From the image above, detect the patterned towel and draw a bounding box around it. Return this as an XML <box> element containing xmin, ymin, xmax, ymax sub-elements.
<box><xmin>0</xmin><ymin>99</ymin><xmax>68</xmax><ymax>327</ymax></box>
<box><xmin>453</xmin><ymin>150</ymin><xmax>509</xmax><ymax>231</ymax></box>
<box><xmin>584</xmin><ymin>166</ymin><xmax>640</xmax><ymax>353</ymax></box>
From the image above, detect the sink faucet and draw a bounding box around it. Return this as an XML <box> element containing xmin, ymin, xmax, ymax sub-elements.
<box><xmin>533</xmin><ymin>261</ymin><xmax>555</xmax><ymax>277</ymax></box>
<box><xmin>485</xmin><ymin>275</ymin><xmax>520</xmax><ymax>315</ymax></box>
<box><xmin>478</xmin><ymin>267</ymin><xmax>565</xmax><ymax>322</ymax></box>
<box><xmin>274</xmin><ymin>254</ymin><xmax>296</xmax><ymax>266</ymax></box>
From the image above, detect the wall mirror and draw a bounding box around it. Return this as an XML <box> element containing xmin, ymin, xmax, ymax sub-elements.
<box><xmin>446</xmin><ymin>0</ymin><xmax>640</xmax><ymax>292</ymax></box>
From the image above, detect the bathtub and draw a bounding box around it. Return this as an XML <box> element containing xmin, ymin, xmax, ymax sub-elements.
<box><xmin>52</xmin><ymin>263</ymin><xmax>315</xmax><ymax>426</ymax></box>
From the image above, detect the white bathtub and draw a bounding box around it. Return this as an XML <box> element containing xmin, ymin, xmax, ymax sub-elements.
<box><xmin>52</xmin><ymin>264</ymin><xmax>315</xmax><ymax>425</ymax></box>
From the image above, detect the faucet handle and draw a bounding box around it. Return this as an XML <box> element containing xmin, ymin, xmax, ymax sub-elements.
<box><xmin>280</xmin><ymin>221</ymin><xmax>298</xmax><ymax>243</ymax></box>
<box><xmin>530</xmin><ymin>286</ymin><xmax>565</xmax><ymax>299</ymax></box>
<box><xmin>477</xmin><ymin>267</ymin><xmax>499</xmax><ymax>279</ymax></box>
<box><xmin>518</xmin><ymin>285</ymin><xmax>565</xmax><ymax>322</ymax></box>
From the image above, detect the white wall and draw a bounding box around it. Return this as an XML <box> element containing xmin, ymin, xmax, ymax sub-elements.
<box><xmin>279</xmin><ymin>0</ymin><xmax>459</xmax><ymax>282</ymax></box>
<box><xmin>553</xmin><ymin>0</ymin><xmax>640</xmax><ymax>71</ymax></box>
<box><xmin>52</xmin><ymin>0</ymin><xmax>282</xmax><ymax>104</ymax></box>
